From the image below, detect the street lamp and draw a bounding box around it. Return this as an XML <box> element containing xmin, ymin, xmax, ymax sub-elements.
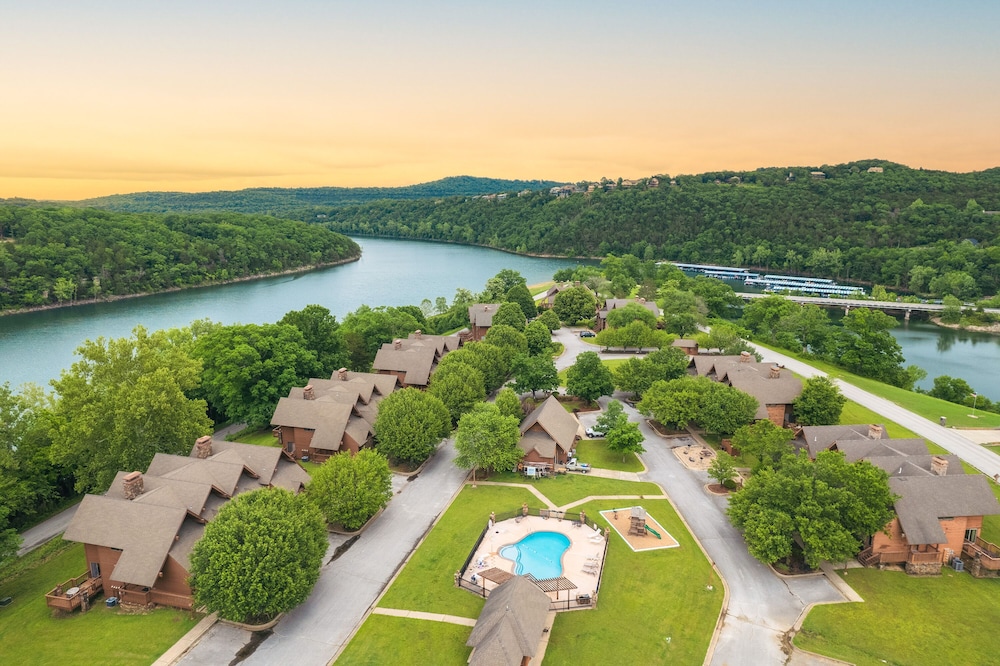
<box><xmin>971</xmin><ymin>393</ymin><xmax>979</xmax><ymax>417</ymax></box>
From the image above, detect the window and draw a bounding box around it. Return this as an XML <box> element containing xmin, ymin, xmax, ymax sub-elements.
<box><xmin>286</xmin><ymin>441</ymin><xmax>294</xmax><ymax>453</ymax></box>
<box><xmin>965</xmin><ymin>528</ymin><xmax>978</xmax><ymax>543</ymax></box>
<box><xmin>90</xmin><ymin>562</ymin><xmax>101</xmax><ymax>578</ymax></box>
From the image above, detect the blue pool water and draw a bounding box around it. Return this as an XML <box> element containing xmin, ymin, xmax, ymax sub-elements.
<box><xmin>499</xmin><ymin>531</ymin><xmax>570</xmax><ymax>579</ymax></box>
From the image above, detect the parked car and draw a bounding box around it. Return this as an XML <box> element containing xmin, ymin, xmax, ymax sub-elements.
<box><xmin>585</xmin><ymin>426</ymin><xmax>605</xmax><ymax>438</ymax></box>
<box><xmin>565</xmin><ymin>458</ymin><xmax>591</xmax><ymax>473</ymax></box>
<box><xmin>579</xmin><ymin>330</ymin><xmax>596</xmax><ymax>338</ymax></box>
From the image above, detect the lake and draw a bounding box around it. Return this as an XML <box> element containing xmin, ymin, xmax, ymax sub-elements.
<box><xmin>0</xmin><ymin>238</ymin><xmax>586</xmax><ymax>389</ymax></box>
<box><xmin>1</xmin><ymin>237</ymin><xmax>998</xmax><ymax>401</ymax></box>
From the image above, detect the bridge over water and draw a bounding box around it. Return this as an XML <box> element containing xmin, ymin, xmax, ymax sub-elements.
<box><xmin>738</xmin><ymin>292</ymin><xmax>1000</xmax><ymax>320</ymax></box>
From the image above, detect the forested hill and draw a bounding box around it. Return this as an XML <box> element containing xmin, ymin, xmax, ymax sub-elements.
<box><xmin>67</xmin><ymin>176</ymin><xmax>561</xmax><ymax>215</ymax></box>
<box><xmin>314</xmin><ymin>161</ymin><xmax>1000</xmax><ymax>297</ymax></box>
<box><xmin>0</xmin><ymin>206</ymin><xmax>360</xmax><ymax>311</ymax></box>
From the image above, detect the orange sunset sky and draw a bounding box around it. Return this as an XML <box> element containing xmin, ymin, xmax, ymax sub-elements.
<box><xmin>3</xmin><ymin>1</ymin><xmax>999</xmax><ymax>200</ymax></box>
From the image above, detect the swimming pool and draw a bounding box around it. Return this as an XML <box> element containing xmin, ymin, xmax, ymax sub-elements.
<box><xmin>499</xmin><ymin>531</ymin><xmax>570</xmax><ymax>579</ymax></box>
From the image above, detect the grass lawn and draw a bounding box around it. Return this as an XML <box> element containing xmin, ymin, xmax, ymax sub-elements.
<box><xmin>557</xmin><ymin>358</ymin><xmax>628</xmax><ymax>386</ymax></box>
<box><xmin>348</xmin><ymin>487</ymin><xmax>722</xmax><ymax>665</ymax></box>
<box><xmin>337</xmin><ymin>615</ymin><xmax>472</xmax><ymax>665</ymax></box>
<box><xmin>0</xmin><ymin>541</ymin><xmax>200</xmax><ymax>666</ymax></box>
<box><xmin>754</xmin><ymin>342</ymin><xmax>1000</xmax><ymax>429</ymax></box>
<box><xmin>547</xmin><ymin>498</ymin><xmax>722</xmax><ymax>665</ymax></box>
<box><xmin>796</xmin><ymin>568</ymin><xmax>1000</xmax><ymax>666</ymax></box>
<box><xmin>484</xmin><ymin>471</ymin><xmax>661</xmax><ymax>507</ymax></box>
<box><xmin>574</xmin><ymin>438</ymin><xmax>644</xmax><ymax>472</ymax></box>
<box><xmin>226</xmin><ymin>426</ymin><xmax>278</xmax><ymax>447</ymax></box>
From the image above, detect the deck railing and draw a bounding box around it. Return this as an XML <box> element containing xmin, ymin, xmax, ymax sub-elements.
<box><xmin>44</xmin><ymin>573</ymin><xmax>103</xmax><ymax>611</ymax></box>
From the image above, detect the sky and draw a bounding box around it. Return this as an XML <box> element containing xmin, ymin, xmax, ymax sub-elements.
<box><xmin>2</xmin><ymin>1</ymin><xmax>998</xmax><ymax>200</ymax></box>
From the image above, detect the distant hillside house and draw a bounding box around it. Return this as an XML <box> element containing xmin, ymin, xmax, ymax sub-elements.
<box><xmin>670</xmin><ymin>338</ymin><xmax>699</xmax><ymax>356</ymax></box>
<box><xmin>851</xmin><ymin>439</ymin><xmax>1000</xmax><ymax>575</ymax></box>
<box><xmin>518</xmin><ymin>395</ymin><xmax>584</xmax><ymax>469</ymax></box>
<box><xmin>371</xmin><ymin>331</ymin><xmax>455</xmax><ymax>388</ymax></box>
<box><xmin>271</xmin><ymin>368</ymin><xmax>396</xmax><ymax>462</ymax></box>
<box><xmin>47</xmin><ymin>437</ymin><xmax>309</xmax><ymax>612</ymax></box>
<box><xmin>594</xmin><ymin>297</ymin><xmax>660</xmax><ymax>332</ymax></box>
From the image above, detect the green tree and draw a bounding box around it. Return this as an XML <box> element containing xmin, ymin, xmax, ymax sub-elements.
<box><xmin>928</xmin><ymin>375</ymin><xmax>976</xmax><ymax>404</ymax></box>
<box><xmin>189</xmin><ymin>487</ymin><xmax>327</xmax><ymax>623</ymax></box>
<box><xmin>741</xmin><ymin>295</ymin><xmax>798</xmax><ymax>342</ymax></box>
<box><xmin>793</xmin><ymin>376</ymin><xmax>846</xmax><ymax>425</ymax></box>
<box><xmin>454</xmin><ymin>403</ymin><xmax>523</xmax><ymax>483</ymax></box>
<box><xmin>605</xmin><ymin>302</ymin><xmax>658</xmax><ymax>329</ymax></box>
<box><xmin>637</xmin><ymin>378</ymin><xmax>706</xmax><ymax>430</ymax></box>
<box><xmin>727</xmin><ymin>451</ymin><xmax>896</xmax><ymax>568</ymax></box>
<box><xmin>553</xmin><ymin>286</ymin><xmax>597</xmax><ymax>325</ymax></box>
<box><xmin>280</xmin><ymin>304</ymin><xmax>348</xmax><ymax>375</ymax></box>
<box><xmin>606</xmin><ymin>419</ymin><xmax>645</xmax><ymax>461</ymax></box>
<box><xmin>373</xmin><ymin>388</ymin><xmax>451</xmax><ymax>464</ymax></box>
<box><xmin>524</xmin><ymin>320</ymin><xmax>553</xmax><ymax>356</ymax></box>
<box><xmin>491</xmin><ymin>301</ymin><xmax>527</xmax><ymax>331</ymax></box>
<box><xmin>484</xmin><ymin>324</ymin><xmax>528</xmax><ymax>357</ymax></box>
<box><xmin>940</xmin><ymin>295</ymin><xmax>963</xmax><ymax>324</ymax></box>
<box><xmin>340</xmin><ymin>305</ymin><xmax>422</xmax><ymax>370</ymax></box>
<box><xmin>505</xmin><ymin>284</ymin><xmax>538</xmax><ymax>320</ymax></box>
<box><xmin>835</xmin><ymin>308</ymin><xmax>907</xmax><ymax>386</ymax></box>
<box><xmin>730</xmin><ymin>420</ymin><xmax>795</xmax><ymax>472</ymax></box>
<box><xmin>698</xmin><ymin>383</ymin><xmax>758</xmax><ymax>434</ymax></box>
<box><xmin>537</xmin><ymin>308</ymin><xmax>562</xmax><ymax>331</ymax></box>
<box><xmin>612</xmin><ymin>347</ymin><xmax>690</xmax><ymax>398</ymax></box>
<box><xmin>494</xmin><ymin>386</ymin><xmax>524</xmax><ymax>420</ymax></box>
<box><xmin>308</xmin><ymin>449</ymin><xmax>392</xmax><ymax>530</ymax></box>
<box><xmin>428</xmin><ymin>363</ymin><xmax>487</xmax><ymax>422</ymax></box>
<box><xmin>50</xmin><ymin>326</ymin><xmax>212</xmax><ymax>493</ymax></box>
<box><xmin>595</xmin><ymin>399</ymin><xmax>627</xmax><ymax>434</ymax></box>
<box><xmin>511</xmin><ymin>354</ymin><xmax>560</xmax><ymax>399</ymax></box>
<box><xmin>565</xmin><ymin>351</ymin><xmax>614</xmax><ymax>404</ymax></box>
<box><xmin>193</xmin><ymin>322</ymin><xmax>322</xmax><ymax>427</ymax></box>
<box><xmin>708</xmin><ymin>451</ymin><xmax>738</xmax><ymax>488</ymax></box>
<box><xmin>481</xmin><ymin>269</ymin><xmax>527</xmax><ymax>301</ymax></box>
<box><xmin>437</xmin><ymin>342</ymin><xmax>509</xmax><ymax>394</ymax></box>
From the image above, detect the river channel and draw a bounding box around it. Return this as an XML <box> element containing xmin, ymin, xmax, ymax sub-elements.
<box><xmin>1</xmin><ymin>237</ymin><xmax>998</xmax><ymax>401</ymax></box>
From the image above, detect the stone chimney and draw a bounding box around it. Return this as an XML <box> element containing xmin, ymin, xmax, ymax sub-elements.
<box><xmin>739</xmin><ymin>351</ymin><xmax>752</xmax><ymax>363</ymax></box>
<box><xmin>393</xmin><ymin>339</ymin><xmax>402</xmax><ymax>350</ymax></box>
<box><xmin>414</xmin><ymin>329</ymin><xmax>422</xmax><ymax>339</ymax></box>
<box><xmin>769</xmin><ymin>365</ymin><xmax>781</xmax><ymax>379</ymax></box>
<box><xmin>303</xmin><ymin>384</ymin><xmax>315</xmax><ymax>400</ymax></box>
<box><xmin>338</xmin><ymin>368</ymin><xmax>348</xmax><ymax>381</ymax></box>
<box><xmin>868</xmin><ymin>424</ymin><xmax>884</xmax><ymax>440</ymax></box>
<box><xmin>122</xmin><ymin>471</ymin><xmax>144</xmax><ymax>500</ymax></box>
<box><xmin>195</xmin><ymin>435</ymin><xmax>213</xmax><ymax>459</ymax></box>
<box><xmin>931</xmin><ymin>455</ymin><xmax>949</xmax><ymax>476</ymax></box>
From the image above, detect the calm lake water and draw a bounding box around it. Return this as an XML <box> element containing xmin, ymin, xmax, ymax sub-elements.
<box><xmin>1</xmin><ymin>237</ymin><xmax>998</xmax><ymax>401</ymax></box>
<box><xmin>0</xmin><ymin>238</ymin><xmax>585</xmax><ymax>389</ymax></box>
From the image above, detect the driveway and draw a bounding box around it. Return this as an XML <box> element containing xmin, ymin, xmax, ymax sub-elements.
<box><xmin>751</xmin><ymin>345</ymin><xmax>1000</xmax><ymax>479</ymax></box>
<box><xmin>177</xmin><ymin>440</ymin><xmax>469</xmax><ymax>666</ymax></box>
<box><xmin>618</xmin><ymin>399</ymin><xmax>845</xmax><ymax>666</ymax></box>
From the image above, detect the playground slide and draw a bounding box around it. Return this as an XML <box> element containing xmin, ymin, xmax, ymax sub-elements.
<box><xmin>644</xmin><ymin>524</ymin><xmax>662</xmax><ymax>539</ymax></box>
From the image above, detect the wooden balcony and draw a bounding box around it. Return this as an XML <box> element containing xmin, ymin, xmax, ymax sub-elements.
<box><xmin>45</xmin><ymin>573</ymin><xmax>103</xmax><ymax>612</ymax></box>
<box><xmin>963</xmin><ymin>538</ymin><xmax>1000</xmax><ymax>572</ymax></box>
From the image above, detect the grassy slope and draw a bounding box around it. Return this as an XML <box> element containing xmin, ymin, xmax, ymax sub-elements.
<box><xmin>483</xmin><ymin>471</ymin><xmax>661</xmax><ymax>507</ymax></box>
<box><xmin>337</xmin><ymin>615</ymin><xmax>472</xmax><ymax>665</ymax></box>
<box><xmin>0</xmin><ymin>542</ymin><xmax>199</xmax><ymax>666</ymax></box>
<box><xmin>796</xmin><ymin>569</ymin><xmax>1000</xmax><ymax>666</ymax></box>
<box><xmin>573</xmin><ymin>438</ymin><xmax>644</xmax><ymax>472</ymax></box>
<box><xmin>754</xmin><ymin>342</ymin><xmax>1000</xmax><ymax>428</ymax></box>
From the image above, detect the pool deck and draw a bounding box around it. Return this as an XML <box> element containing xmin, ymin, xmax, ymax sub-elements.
<box><xmin>466</xmin><ymin>515</ymin><xmax>607</xmax><ymax>604</ymax></box>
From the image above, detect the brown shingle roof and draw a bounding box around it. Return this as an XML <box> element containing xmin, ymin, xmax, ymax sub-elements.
<box><xmin>63</xmin><ymin>494</ymin><xmax>186</xmax><ymax>588</ymax></box>
<box><xmin>469</xmin><ymin>304</ymin><xmax>498</xmax><ymax>328</ymax></box>
<box><xmin>107</xmin><ymin>471</ymin><xmax>213</xmax><ymax>517</ymax></box>
<box><xmin>518</xmin><ymin>395</ymin><xmax>582</xmax><ymax>458</ymax></box>
<box><xmin>270</xmin><ymin>397</ymin><xmax>357</xmax><ymax>452</ymax></box>
<box><xmin>371</xmin><ymin>343</ymin><xmax>438</xmax><ymax>386</ymax></box>
<box><xmin>796</xmin><ymin>424</ymin><xmax>887</xmax><ymax>457</ymax></box>
<box><xmin>467</xmin><ymin>576</ymin><xmax>551</xmax><ymax>666</ymax></box>
<box><xmin>146</xmin><ymin>453</ymin><xmax>245</xmax><ymax>497</ymax></box>
<box><xmin>889</xmin><ymin>475</ymin><xmax>1000</xmax><ymax>545</ymax></box>
<box><xmin>201</xmin><ymin>439</ymin><xmax>310</xmax><ymax>492</ymax></box>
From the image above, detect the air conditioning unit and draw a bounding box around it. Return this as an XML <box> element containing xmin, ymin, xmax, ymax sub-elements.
<box><xmin>952</xmin><ymin>558</ymin><xmax>964</xmax><ymax>572</ymax></box>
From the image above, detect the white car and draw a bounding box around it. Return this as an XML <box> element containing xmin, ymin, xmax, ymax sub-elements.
<box><xmin>586</xmin><ymin>426</ymin><xmax>606</xmax><ymax>438</ymax></box>
<box><xmin>565</xmin><ymin>458</ymin><xmax>591</xmax><ymax>473</ymax></box>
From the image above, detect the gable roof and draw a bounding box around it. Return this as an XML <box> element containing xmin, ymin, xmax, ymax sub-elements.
<box><xmin>466</xmin><ymin>576</ymin><xmax>551</xmax><ymax>666</ymax></box>
<box><xmin>63</xmin><ymin>494</ymin><xmax>187</xmax><ymax>588</ymax></box>
<box><xmin>408</xmin><ymin>331</ymin><xmax>461</xmax><ymax>354</ymax></box>
<box><xmin>270</xmin><ymin>397</ymin><xmax>360</xmax><ymax>452</ymax></box>
<box><xmin>107</xmin><ymin>471</ymin><xmax>213</xmax><ymax>518</ymax></box>
<box><xmin>796</xmin><ymin>423</ymin><xmax>887</xmax><ymax>457</ymax></box>
<box><xmin>199</xmin><ymin>439</ymin><xmax>310</xmax><ymax>492</ymax></box>
<box><xmin>371</xmin><ymin>343</ymin><xmax>438</xmax><ymax>386</ymax></box>
<box><xmin>889</xmin><ymin>475</ymin><xmax>1000</xmax><ymax>545</ymax></box>
<box><xmin>146</xmin><ymin>453</ymin><xmax>245</xmax><ymax>497</ymax></box>
<box><xmin>720</xmin><ymin>364</ymin><xmax>801</xmax><ymax>419</ymax></box>
<box><xmin>468</xmin><ymin>303</ymin><xmax>498</xmax><ymax>328</ymax></box>
<box><xmin>598</xmin><ymin>298</ymin><xmax>660</xmax><ymax>319</ymax></box>
<box><xmin>518</xmin><ymin>395</ymin><xmax>582</xmax><ymax>458</ymax></box>
<box><xmin>838</xmin><ymin>438</ymin><xmax>932</xmax><ymax>464</ymax></box>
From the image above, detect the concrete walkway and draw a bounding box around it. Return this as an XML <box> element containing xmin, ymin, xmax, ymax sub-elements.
<box><xmin>372</xmin><ymin>607</ymin><xmax>477</xmax><ymax>627</ymax></box>
<box><xmin>473</xmin><ymin>481</ymin><xmax>557</xmax><ymax>508</ymax></box>
<box><xmin>585</xmin><ymin>467</ymin><xmax>642</xmax><ymax>481</ymax></box>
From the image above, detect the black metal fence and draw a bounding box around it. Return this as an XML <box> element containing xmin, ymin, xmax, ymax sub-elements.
<box><xmin>456</xmin><ymin>505</ymin><xmax>610</xmax><ymax>611</ymax></box>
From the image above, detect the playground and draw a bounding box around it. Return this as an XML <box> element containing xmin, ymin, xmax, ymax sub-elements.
<box><xmin>600</xmin><ymin>506</ymin><xmax>678</xmax><ymax>552</ymax></box>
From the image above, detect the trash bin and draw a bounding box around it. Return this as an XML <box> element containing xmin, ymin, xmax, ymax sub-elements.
<box><xmin>105</xmin><ymin>597</ymin><xmax>119</xmax><ymax>608</ymax></box>
<box><xmin>940</xmin><ymin>416</ymin><xmax>947</xmax><ymax>426</ymax></box>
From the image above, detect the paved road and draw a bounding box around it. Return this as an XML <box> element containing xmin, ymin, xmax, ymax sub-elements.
<box><xmin>178</xmin><ymin>440</ymin><xmax>469</xmax><ymax>666</ymax></box>
<box><xmin>16</xmin><ymin>504</ymin><xmax>79</xmax><ymax>557</ymax></box>
<box><xmin>578</xmin><ymin>400</ymin><xmax>845</xmax><ymax>666</ymax></box>
<box><xmin>751</xmin><ymin>345</ymin><xmax>1000</xmax><ymax>479</ymax></box>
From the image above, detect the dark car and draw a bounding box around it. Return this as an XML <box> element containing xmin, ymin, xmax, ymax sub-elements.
<box><xmin>579</xmin><ymin>331</ymin><xmax>596</xmax><ymax>338</ymax></box>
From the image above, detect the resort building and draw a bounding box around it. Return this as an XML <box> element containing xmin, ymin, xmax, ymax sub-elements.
<box><xmin>270</xmin><ymin>369</ymin><xmax>396</xmax><ymax>462</ymax></box>
<box><xmin>468</xmin><ymin>304</ymin><xmax>499</xmax><ymax>341</ymax></box>
<box><xmin>466</xmin><ymin>575</ymin><xmax>551</xmax><ymax>666</ymax></box>
<box><xmin>47</xmin><ymin>437</ymin><xmax>309</xmax><ymax>612</ymax></box>
<box><xmin>594</xmin><ymin>297</ymin><xmax>660</xmax><ymax>332</ymax></box>
<box><xmin>517</xmin><ymin>395</ymin><xmax>584</xmax><ymax>469</ymax></box>
<box><xmin>693</xmin><ymin>353</ymin><xmax>802</xmax><ymax>427</ymax></box>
